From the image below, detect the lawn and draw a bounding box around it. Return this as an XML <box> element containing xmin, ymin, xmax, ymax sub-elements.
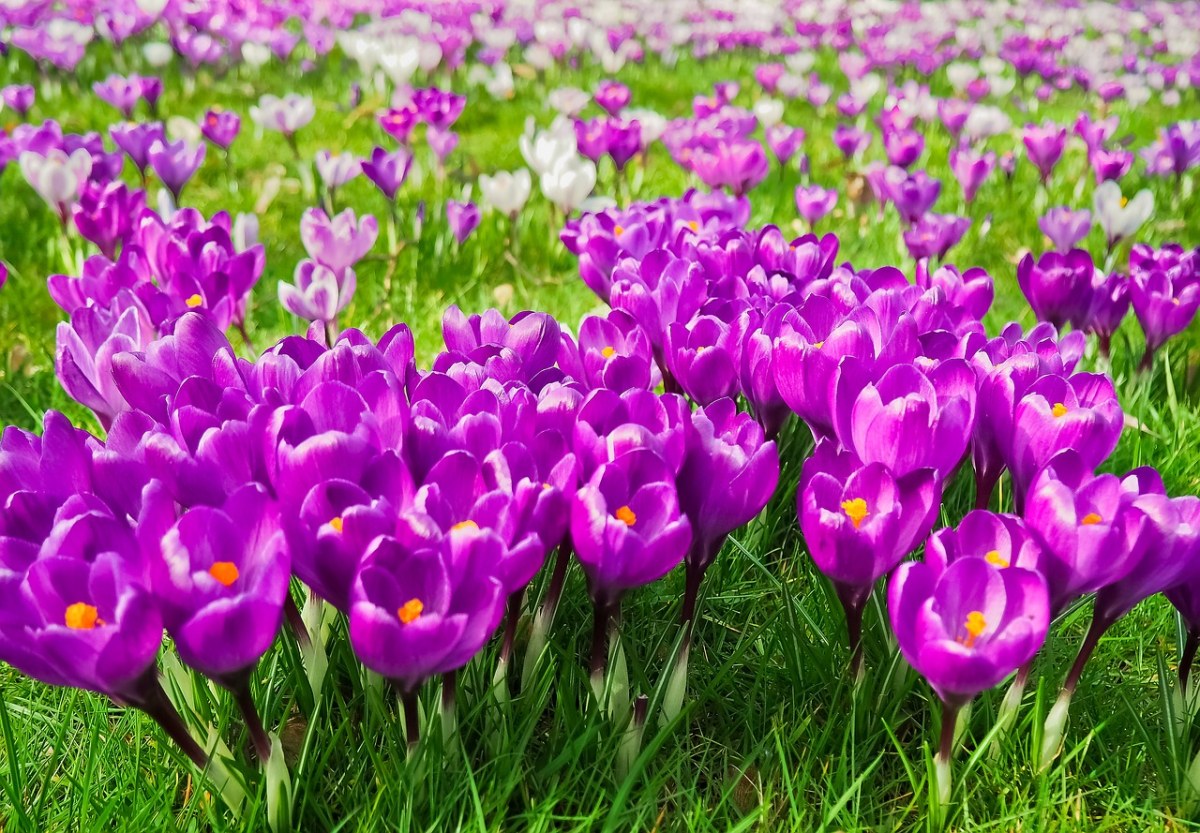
<box><xmin>3</xmin><ymin>11</ymin><xmax>1200</xmax><ymax>833</ymax></box>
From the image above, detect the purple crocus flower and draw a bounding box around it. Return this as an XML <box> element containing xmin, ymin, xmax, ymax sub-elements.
<box><xmin>883</xmin><ymin>167</ymin><xmax>941</xmax><ymax>225</ymax></box>
<box><xmin>93</xmin><ymin>75</ymin><xmax>142</xmax><ymax>119</ymax></box>
<box><xmin>427</xmin><ymin>126</ymin><xmax>459</xmax><ymax>169</ymax></box>
<box><xmin>300</xmin><ymin>208</ymin><xmax>378</xmax><ymax>274</ymax></box>
<box><xmin>446</xmin><ymin>200</ymin><xmax>481</xmax><ymax>245</ymax></box>
<box><xmin>665</xmin><ymin>315</ymin><xmax>740</xmax><ymax>405</ymax></box>
<box><xmin>1023</xmin><ymin>122</ymin><xmax>1068</xmax><ymax>184</ymax></box>
<box><xmin>2</xmin><ymin>84</ymin><xmax>35</xmax><ymax>117</ymax></box>
<box><xmin>1085</xmin><ymin>271</ymin><xmax>1131</xmax><ymax>354</ymax></box>
<box><xmin>675</xmin><ymin>397</ymin><xmax>779</xmax><ymax>618</ymax></box>
<box><xmin>412</xmin><ymin>87</ymin><xmax>467</xmax><ymax>130</ymax></box>
<box><xmin>1038</xmin><ymin>208</ymin><xmax>1092</xmax><ymax>252</ymax></box>
<box><xmin>349</xmin><ymin>523</ymin><xmax>507</xmax><ymax>697</ymax></box>
<box><xmin>1016</xmin><ymin>249</ymin><xmax>1097</xmax><ymax>330</ymax></box>
<box><xmin>687</xmin><ymin>138</ymin><xmax>770</xmax><ymax>196</ymax></box>
<box><xmin>148</xmin><ymin>138</ymin><xmax>206</xmax><ymax>203</ymax></box>
<box><xmin>765</xmin><ymin>124</ymin><xmax>805</xmax><ymax>166</ymax></box>
<box><xmin>110</xmin><ymin>122</ymin><xmax>165</xmax><ymax>177</ymax></box>
<box><xmin>903</xmin><ymin>214</ymin><xmax>971</xmax><ymax>262</ymax></box>
<box><xmin>937</xmin><ymin>98</ymin><xmax>972</xmax><ymax>138</ymax></box>
<box><xmin>1074</xmin><ymin>113</ymin><xmax>1118</xmax><ymax>155</ymax></box>
<box><xmin>794</xmin><ymin>185</ymin><xmax>837</xmax><ymax>227</ymax></box>
<box><xmin>949</xmin><ymin>145</ymin><xmax>994</xmax><ymax>203</ymax></box>
<box><xmin>72</xmin><ymin>180</ymin><xmax>147</xmax><ymax>260</ymax></box>
<box><xmin>833</xmin><ymin>359</ymin><xmax>976</xmax><ymax>481</ymax></box>
<box><xmin>594</xmin><ymin>80</ymin><xmax>631</xmax><ymax>116</ymax></box>
<box><xmin>200</xmin><ymin>109</ymin><xmax>241</xmax><ymax>149</ymax></box>
<box><xmin>883</xmin><ymin>128</ymin><xmax>924</xmax><ymax>169</ymax></box>
<box><xmin>832</xmin><ymin>124</ymin><xmax>871</xmax><ymax>160</ymax></box>
<box><xmin>566</xmin><ymin>309</ymin><xmax>660</xmax><ymax>392</ymax></box>
<box><xmin>1090</xmin><ymin>148</ymin><xmax>1132</xmax><ymax>184</ymax></box>
<box><xmin>889</xmin><ymin>548</ymin><xmax>1049</xmax><ymax>706</ymax></box>
<box><xmin>278</xmin><ymin>259</ymin><xmax>356</xmax><ymax>326</ymax></box>
<box><xmin>799</xmin><ymin>439</ymin><xmax>940</xmax><ymax>673</ymax></box>
<box><xmin>379</xmin><ymin>105</ymin><xmax>420</xmax><ymax>145</ymax></box>
<box><xmin>361</xmin><ymin>146</ymin><xmax>413</xmax><ymax>201</ymax></box>
<box><xmin>315</xmin><ymin>150</ymin><xmax>361</xmax><ymax>190</ymax></box>
<box><xmin>572</xmin><ymin>448</ymin><xmax>692</xmax><ymax>607</ymax></box>
<box><xmin>1130</xmin><ymin>264</ymin><xmax>1200</xmax><ymax>365</ymax></box>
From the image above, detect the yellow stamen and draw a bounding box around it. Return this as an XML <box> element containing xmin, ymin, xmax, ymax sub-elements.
<box><xmin>185</xmin><ymin>293</ymin><xmax>203</xmax><ymax>308</ymax></box>
<box><xmin>1081</xmin><ymin>512</ymin><xmax>1102</xmax><ymax>525</ymax></box>
<box><xmin>1120</xmin><ymin>196</ymin><xmax>1128</xmax><ymax>207</ymax></box>
<box><xmin>601</xmin><ymin>345</ymin><xmax>616</xmax><ymax>358</ymax></box>
<box><xmin>397</xmin><ymin>598</ymin><xmax>424</xmax><ymax>624</ymax></box>
<box><xmin>813</xmin><ymin>340</ymin><xmax>825</xmax><ymax>349</ymax></box>
<box><xmin>614</xmin><ymin>224</ymin><xmax>625</xmax><ymax>236</ymax></box>
<box><xmin>984</xmin><ymin>549</ymin><xmax>1010</xmax><ymax>568</ymax></box>
<box><xmin>959</xmin><ymin>610</ymin><xmax>987</xmax><ymax>648</ymax></box>
<box><xmin>841</xmin><ymin>498</ymin><xmax>868</xmax><ymax>529</ymax></box>
<box><xmin>65</xmin><ymin>602</ymin><xmax>101</xmax><ymax>630</ymax></box>
<box><xmin>208</xmin><ymin>561</ymin><xmax>239</xmax><ymax>587</ymax></box>
<box><xmin>1052</xmin><ymin>402</ymin><xmax>1068</xmax><ymax>418</ymax></box>
<box><xmin>451</xmin><ymin>520</ymin><xmax>478</xmax><ymax>532</ymax></box>
<box><xmin>686</xmin><ymin>220</ymin><xmax>699</xmax><ymax>231</ymax></box>
<box><xmin>328</xmin><ymin>516</ymin><xmax>344</xmax><ymax>533</ymax></box>
<box><xmin>615</xmin><ymin>505</ymin><xmax>637</xmax><ymax>526</ymax></box>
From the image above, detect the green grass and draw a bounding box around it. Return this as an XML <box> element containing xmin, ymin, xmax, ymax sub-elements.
<box><xmin>3</xmin><ymin>33</ymin><xmax>1200</xmax><ymax>833</ymax></box>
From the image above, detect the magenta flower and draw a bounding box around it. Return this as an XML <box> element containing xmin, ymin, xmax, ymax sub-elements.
<box><xmin>1023</xmin><ymin>122</ymin><xmax>1067</xmax><ymax>184</ymax></box>
<box><xmin>446</xmin><ymin>200</ymin><xmax>481</xmax><ymax>245</ymax></box>
<box><xmin>794</xmin><ymin>185</ymin><xmax>837</xmax><ymax>227</ymax></box>
<box><xmin>1038</xmin><ymin>207</ymin><xmax>1092</xmax><ymax>252</ymax></box>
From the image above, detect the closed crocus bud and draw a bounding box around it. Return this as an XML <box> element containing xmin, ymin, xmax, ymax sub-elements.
<box><xmin>833</xmin><ymin>359</ymin><xmax>976</xmax><ymax>481</ymax></box>
<box><xmin>889</xmin><ymin>554</ymin><xmax>1050</xmax><ymax>706</ymax></box>
<box><xmin>1090</xmin><ymin>148</ymin><xmax>1133</xmax><ymax>184</ymax></box>
<box><xmin>832</xmin><ymin>124</ymin><xmax>871</xmax><ymax>160</ymax></box>
<box><xmin>446</xmin><ymin>200</ymin><xmax>481</xmax><ymax>245</ymax></box>
<box><xmin>1008</xmin><ymin>374</ymin><xmax>1123</xmax><ymax>502</ymax></box>
<box><xmin>1023</xmin><ymin>121</ymin><xmax>1067</xmax><ymax>183</ymax></box>
<box><xmin>1023</xmin><ymin>451</ymin><xmax>1141</xmax><ymax>615</ymax></box>
<box><xmin>93</xmin><ymin>75</ymin><xmax>142</xmax><ymax>119</ymax></box>
<box><xmin>479</xmin><ymin>169</ymin><xmax>532</xmax><ymax>217</ymax></box>
<box><xmin>594</xmin><ymin>80</ymin><xmax>631</xmax><ymax>116</ymax></box>
<box><xmin>349</xmin><ymin>523</ymin><xmax>507</xmax><ymax>694</ymax></box>
<box><xmin>664</xmin><ymin>314</ymin><xmax>740</xmax><ymax>405</ymax></box>
<box><xmin>1016</xmin><ymin>249</ymin><xmax>1097</xmax><ymax>331</ymax></box>
<box><xmin>571</xmin><ymin>448</ymin><xmax>692</xmax><ymax>607</ymax></box>
<box><xmin>200</xmin><ymin>109</ymin><xmax>241</xmax><ymax>149</ymax></box>
<box><xmin>687</xmin><ymin>138</ymin><xmax>769</xmax><ymax>197</ymax></box>
<box><xmin>540</xmin><ymin>155</ymin><xmax>597</xmax><ymax>214</ymax></box>
<box><xmin>799</xmin><ymin>438</ymin><xmax>940</xmax><ymax>671</ymax></box>
<box><xmin>2</xmin><ymin>84</ymin><xmax>35</xmax><ymax>117</ymax></box>
<box><xmin>571</xmin><ymin>309</ymin><xmax>659</xmax><ymax>392</ymax></box>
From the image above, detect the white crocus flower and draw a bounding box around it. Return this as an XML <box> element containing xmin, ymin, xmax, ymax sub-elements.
<box><xmin>540</xmin><ymin>155</ymin><xmax>596</xmax><ymax>214</ymax></box>
<box><xmin>548</xmin><ymin>86</ymin><xmax>591</xmax><ymax>117</ymax></box>
<box><xmin>19</xmin><ymin>149</ymin><xmax>91</xmax><ymax>218</ymax></box>
<box><xmin>1093</xmin><ymin>180</ymin><xmax>1154</xmax><ymax>248</ymax></box>
<box><xmin>520</xmin><ymin>116</ymin><xmax>578</xmax><ymax>176</ymax></box>
<box><xmin>143</xmin><ymin>41</ymin><xmax>174</xmax><ymax>67</ymax></box>
<box><xmin>479</xmin><ymin>169</ymin><xmax>533</xmax><ymax>217</ymax></box>
<box><xmin>753</xmin><ymin>98</ymin><xmax>785</xmax><ymax>129</ymax></box>
<box><xmin>624</xmin><ymin>108</ymin><xmax>667</xmax><ymax>145</ymax></box>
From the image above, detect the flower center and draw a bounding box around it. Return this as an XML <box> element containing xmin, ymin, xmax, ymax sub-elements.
<box><xmin>1052</xmin><ymin>402</ymin><xmax>1068</xmax><ymax>418</ymax></box>
<box><xmin>397</xmin><ymin>598</ymin><xmax>424</xmax><ymax>624</ymax></box>
<box><xmin>686</xmin><ymin>220</ymin><xmax>699</xmax><ymax>231</ymax></box>
<box><xmin>185</xmin><ymin>293</ymin><xmax>203</xmax><ymax>308</ymax></box>
<box><xmin>958</xmin><ymin>610</ymin><xmax>987</xmax><ymax>648</ymax></box>
<box><xmin>208</xmin><ymin>561</ymin><xmax>239</xmax><ymax>587</ymax></box>
<box><xmin>65</xmin><ymin>602</ymin><xmax>101</xmax><ymax>630</ymax></box>
<box><xmin>1081</xmin><ymin>512</ymin><xmax>1102</xmax><ymax>525</ymax></box>
<box><xmin>614</xmin><ymin>224</ymin><xmax>625</xmax><ymax>236</ymax></box>
<box><xmin>615</xmin><ymin>505</ymin><xmax>637</xmax><ymax>526</ymax></box>
<box><xmin>841</xmin><ymin>498</ymin><xmax>868</xmax><ymax>529</ymax></box>
<box><xmin>813</xmin><ymin>340</ymin><xmax>825</xmax><ymax>349</ymax></box>
<box><xmin>451</xmin><ymin>519</ymin><xmax>478</xmax><ymax>532</ymax></box>
<box><xmin>601</xmin><ymin>345</ymin><xmax>616</xmax><ymax>358</ymax></box>
<box><xmin>328</xmin><ymin>516</ymin><xmax>344</xmax><ymax>532</ymax></box>
<box><xmin>984</xmin><ymin>549</ymin><xmax>1010</xmax><ymax>568</ymax></box>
